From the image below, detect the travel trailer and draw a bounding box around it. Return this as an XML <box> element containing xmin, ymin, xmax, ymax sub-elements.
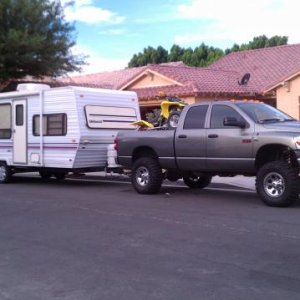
<box><xmin>0</xmin><ymin>84</ymin><xmax>140</xmax><ymax>183</ymax></box>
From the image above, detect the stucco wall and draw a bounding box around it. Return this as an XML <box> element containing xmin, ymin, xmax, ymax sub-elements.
<box><xmin>128</xmin><ymin>72</ymin><xmax>176</xmax><ymax>89</ymax></box>
<box><xmin>276</xmin><ymin>75</ymin><xmax>300</xmax><ymax>120</ymax></box>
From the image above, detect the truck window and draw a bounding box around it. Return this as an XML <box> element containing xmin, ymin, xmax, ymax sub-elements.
<box><xmin>183</xmin><ymin>105</ymin><xmax>208</xmax><ymax>129</ymax></box>
<box><xmin>0</xmin><ymin>104</ymin><xmax>12</xmax><ymax>139</ymax></box>
<box><xmin>33</xmin><ymin>114</ymin><xmax>67</xmax><ymax>136</ymax></box>
<box><xmin>210</xmin><ymin>105</ymin><xmax>243</xmax><ymax>128</ymax></box>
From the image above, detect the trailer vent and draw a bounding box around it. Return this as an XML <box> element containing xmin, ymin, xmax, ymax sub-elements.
<box><xmin>17</xmin><ymin>83</ymin><xmax>51</xmax><ymax>92</ymax></box>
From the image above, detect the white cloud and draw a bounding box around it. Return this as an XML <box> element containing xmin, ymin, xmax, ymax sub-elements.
<box><xmin>70</xmin><ymin>45</ymin><xmax>128</xmax><ymax>74</ymax></box>
<box><xmin>99</xmin><ymin>28</ymin><xmax>126</xmax><ymax>36</ymax></box>
<box><xmin>61</xmin><ymin>0</ymin><xmax>125</xmax><ymax>24</ymax></box>
<box><xmin>176</xmin><ymin>0</ymin><xmax>300</xmax><ymax>45</ymax></box>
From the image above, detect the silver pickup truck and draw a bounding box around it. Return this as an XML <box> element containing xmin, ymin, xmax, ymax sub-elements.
<box><xmin>116</xmin><ymin>100</ymin><xmax>300</xmax><ymax>207</ymax></box>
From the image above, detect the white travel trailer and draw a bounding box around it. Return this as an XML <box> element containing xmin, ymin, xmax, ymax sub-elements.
<box><xmin>0</xmin><ymin>84</ymin><xmax>140</xmax><ymax>183</ymax></box>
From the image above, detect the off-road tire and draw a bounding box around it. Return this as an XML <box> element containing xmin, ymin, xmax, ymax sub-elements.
<box><xmin>256</xmin><ymin>161</ymin><xmax>299</xmax><ymax>207</ymax></box>
<box><xmin>131</xmin><ymin>157</ymin><xmax>163</xmax><ymax>194</ymax></box>
<box><xmin>183</xmin><ymin>175</ymin><xmax>212</xmax><ymax>189</ymax></box>
<box><xmin>0</xmin><ymin>163</ymin><xmax>12</xmax><ymax>184</ymax></box>
<box><xmin>167</xmin><ymin>111</ymin><xmax>181</xmax><ymax>128</ymax></box>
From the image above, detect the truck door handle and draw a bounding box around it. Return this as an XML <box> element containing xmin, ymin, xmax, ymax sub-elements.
<box><xmin>208</xmin><ymin>134</ymin><xmax>218</xmax><ymax>138</ymax></box>
<box><xmin>178</xmin><ymin>134</ymin><xmax>187</xmax><ymax>139</ymax></box>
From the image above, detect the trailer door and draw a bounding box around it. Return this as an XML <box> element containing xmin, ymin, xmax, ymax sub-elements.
<box><xmin>13</xmin><ymin>99</ymin><xmax>27</xmax><ymax>164</ymax></box>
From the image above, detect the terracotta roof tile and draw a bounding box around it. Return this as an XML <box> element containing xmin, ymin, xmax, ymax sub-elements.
<box><xmin>60</xmin><ymin>65</ymin><xmax>148</xmax><ymax>89</ymax></box>
<box><xmin>210</xmin><ymin>43</ymin><xmax>300</xmax><ymax>93</ymax></box>
<box><xmin>59</xmin><ymin>44</ymin><xmax>300</xmax><ymax>99</ymax></box>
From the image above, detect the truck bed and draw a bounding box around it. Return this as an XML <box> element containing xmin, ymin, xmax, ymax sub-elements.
<box><xmin>117</xmin><ymin>128</ymin><xmax>176</xmax><ymax>169</ymax></box>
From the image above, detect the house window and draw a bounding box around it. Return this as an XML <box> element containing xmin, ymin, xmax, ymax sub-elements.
<box><xmin>33</xmin><ymin>114</ymin><xmax>67</xmax><ymax>136</ymax></box>
<box><xmin>183</xmin><ymin>105</ymin><xmax>208</xmax><ymax>129</ymax></box>
<box><xmin>0</xmin><ymin>104</ymin><xmax>12</xmax><ymax>139</ymax></box>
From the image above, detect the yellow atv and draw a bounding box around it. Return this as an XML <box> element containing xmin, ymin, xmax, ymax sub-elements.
<box><xmin>133</xmin><ymin>94</ymin><xmax>186</xmax><ymax>130</ymax></box>
<box><xmin>160</xmin><ymin>98</ymin><xmax>185</xmax><ymax>128</ymax></box>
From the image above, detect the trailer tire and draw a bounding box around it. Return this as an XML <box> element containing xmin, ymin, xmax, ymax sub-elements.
<box><xmin>256</xmin><ymin>161</ymin><xmax>299</xmax><ymax>207</ymax></box>
<box><xmin>132</xmin><ymin>157</ymin><xmax>162</xmax><ymax>194</ymax></box>
<box><xmin>0</xmin><ymin>163</ymin><xmax>12</xmax><ymax>184</ymax></box>
<box><xmin>54</xmin><ymin>172</ymin><xmax>66</xmax><ymax>181</ymax></box>
<box><xmin>39</xmin><ymin>171</ymin><xmax>52</xmax><ymax>180</ymax></box>
<box><xmin>183</xmin><ymin>175</ymin><xmax>212</xmax><ymax>189</ymax></box>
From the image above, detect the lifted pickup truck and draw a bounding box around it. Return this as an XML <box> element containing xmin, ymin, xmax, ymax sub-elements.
<box><xmin>116</xmin><ymin>100</ymin><xmax>300</xmax><ymax>207</ymax></box>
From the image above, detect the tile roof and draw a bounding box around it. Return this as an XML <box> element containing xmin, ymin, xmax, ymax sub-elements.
<box><xmin>60</xmin><ymin>66</ymin><xmax>147</xmax><ymax>89</ymax></box>
<box><xmin>210</xmin><ymin>43</ymin><xmax>300</xmax><ymax>93</ymax></box>
<box><xmin>59</xmin><ymin>44</ymin><xmax>300</xmax><ymax>100</ymax></box>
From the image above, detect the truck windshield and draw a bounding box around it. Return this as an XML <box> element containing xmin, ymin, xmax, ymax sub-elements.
<box><xmin>236</xmin><ymin>103</ymin><xmax>295</xmax><ymax>124</ymax></box>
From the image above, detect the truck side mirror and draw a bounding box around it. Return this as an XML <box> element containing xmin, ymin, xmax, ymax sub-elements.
<box><xmin>223</xmin><ymin>117</ymin><xmax>247</xmax><ymax>128</ymax></box>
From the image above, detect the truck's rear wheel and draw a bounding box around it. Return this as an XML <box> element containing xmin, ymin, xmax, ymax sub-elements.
<box><xmin>256</xmin><ymin>161</ymin><xmax>299</xmax><ymax>207</ymax></box>
<box><xmin>0</xmin><ymin>163</ymin><xmax>12</xmax><ymax>184</ymax></box>
<box><xmin>132</xmin><ymin>157</ymin><xmax>162</xmax><ymax>194</ymax></box>
<box><xmin>183</xmin><ymin>175</ymin><xmax>212</xmax><ymax>189</ymax></box>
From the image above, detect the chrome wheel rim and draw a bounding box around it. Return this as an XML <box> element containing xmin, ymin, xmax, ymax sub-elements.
<box><xmin>136</xmin><ymin>166</ymin><xmax>149</xmax><ymax>186</ymax></box>
<box><xmin>0</xmin><ymin>166</ymin><xmax>6</xmax><ymax>181</ymax></box>
<box><xmin>263</xmin><ymin>172</ymin><xmax>285</xmax><ymax>198</ymax></box>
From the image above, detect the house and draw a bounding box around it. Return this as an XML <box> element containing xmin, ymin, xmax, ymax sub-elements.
<box><xmin>61</xmin><ymin>44</ymin><xmax>300</xmax><ymax>119</ymax></box>
<box><xmin>4</xmin><ymin>44</ymin><xmax>300</xmax><ymax>118</ymax></box>
<box><xmin>60</xmin><ymin>61</ymin><xmax>260</xmax><ymax>117</ymax></box>
<box><xmin>210</xmin><ymin>44</ymin><xmax>300</xmax><ymax>119</ymax></box>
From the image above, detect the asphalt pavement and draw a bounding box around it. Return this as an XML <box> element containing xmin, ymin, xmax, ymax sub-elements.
<box><xmin>0</xmin><ymin>176</ymin><xmax>300</xmax><ymax>300</ymax></box>
<box><xmin>68</xmin><ymin>171</ymin><xmax>256</xmax><ymax>191</ymax></box>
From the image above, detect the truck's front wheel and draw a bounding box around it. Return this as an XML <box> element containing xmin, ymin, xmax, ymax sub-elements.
<box><xmin>183</xmin><ymin>175</ymin><xmax>212</xmax><ymax>189</ymax></box>
<box><xmin>256</xmin><ymin>161</ymin><xmax>299</xmax><ymax>207</ymax></box>
<box><xmin>132</xmin><ymin>157</ymin><xmax>162</xmax><ymax>194</ymax></box>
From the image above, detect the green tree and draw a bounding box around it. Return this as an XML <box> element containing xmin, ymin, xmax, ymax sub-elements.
<box><xmin>0</xmin><ymin>0</ymin><xmax>85</xmax><ymax>82</ymax></box>
<box><xmin>226</xmin><ymin>35</ymin><xmax>288</xmax><ymax>53</ymax></box>
<box><xmin>128</xmin><ymin>46</ymin><xmax>168</xmax><ymax>67</ymax></box>
<box><xmin>127</xmin><ymin>35</ymin><xmax>289</xmax><ymax>68</ymax></box>
<box><xmin>168</xmin><ymin>44</ymin><xmax>184</xmax><ymax>62</ymax></box>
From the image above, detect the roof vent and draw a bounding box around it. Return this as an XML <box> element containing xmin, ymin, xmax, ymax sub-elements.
<box><xmin>17</xmin><ymin>83</ymin><xmax>51</xmax><ymax>92</ymax></box>
<box><xmin>238</xmin><ymin>73</ymin><xmax>251</xmax><ymax>86</ymax></box>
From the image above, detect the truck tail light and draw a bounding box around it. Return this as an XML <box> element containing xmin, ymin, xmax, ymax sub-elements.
<box><xmin>114</xmin><ymin>138</ymin><xmax>118</xmax><ymax>150</ymax></box>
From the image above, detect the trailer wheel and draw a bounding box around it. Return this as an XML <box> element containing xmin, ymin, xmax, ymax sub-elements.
<box><xmin>183</xmin><ymin>175</ymin><xmax>212</xmax><ymax>189</ymax></box>
<box><xmin>39</xmin><ymin>171</ymin><xmax>52</xmax><ymax>180</ymax></box>
<box><xmin>132</xmin><ymin>157</ymin><xmax>162</xmax><ymax>194</ymax></box>
<box><xmin>54</xmin><ymin>172</ymin><xmax>66</xmax><ymax>181</ymax></box>
<box><xmin>256</xmin><ymin>161</ymin><xmax>299</xmax><ymax>207</ymax></box>
<box><xmin>0</xmin><ymin>163</ymin><xmax>12</xmax><ymax>184</ymax></box>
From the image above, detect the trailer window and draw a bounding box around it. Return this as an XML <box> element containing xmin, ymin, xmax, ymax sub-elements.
<box><xmin>33</xmin><ymin>114</ymin><xmax>67</xmax><ymax>136</ymax></box>
<box><xmin>85</xmin><ymin>105</ymin><xmax>137</xmax><ymax>129</ymax></box>
<box><xmin>0</xmin><ymin>104</ymin><xmax>12</xmax><ymax>139</ymax></box>
<box><xmin>16</xmin><ymin>105</ymin><xmax>24</xmax><ymax>126</ymax></box>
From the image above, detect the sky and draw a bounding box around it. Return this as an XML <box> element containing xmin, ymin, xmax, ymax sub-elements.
<box><xmin>61</xmin><ymin>0</ymin><xmax>300</xmax><ymax>75</ymax></box>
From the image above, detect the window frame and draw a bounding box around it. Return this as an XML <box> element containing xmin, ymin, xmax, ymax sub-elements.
<box><xmin>0</xmin><ymin>103</ymin><xmax>12</xmax><ymax>139</ymax></box>
<box><xmin>210</xmin><ymin>104</ymin><xmax>245</xmax><ymax>129</ymax></box>
<box><xmin>183</xmin><ymin>105</ymin><xmax>209</xmax><ymax>130</ymax></box>
<box><xmin>32</xmin><ymin>113</ymin><xmax>67</xmax><ymax>136</ymax></box>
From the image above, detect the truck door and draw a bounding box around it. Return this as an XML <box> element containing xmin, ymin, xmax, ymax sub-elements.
<box><xmin>175</xmin><ymin>105</ymin><xmax>208</xmax><ymax>170</ymax></box>
<box><xmin>206</xmin><ymin>104</ymin><xmax>254</xmax><ymax>172</ymax></box>
<box><xmin>13</xmin><ymin>99</ymin><xmax>27</xmax><ymax>164</ymax></box>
